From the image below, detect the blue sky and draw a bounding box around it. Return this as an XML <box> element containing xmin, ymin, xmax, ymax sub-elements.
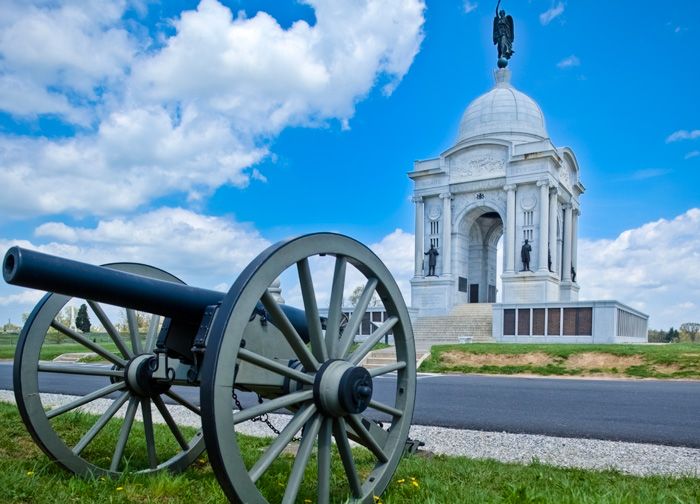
<box><xmin>0</xmin><ymin>0</ymin><xmax>698</xmax><ymax>330</ymax></box>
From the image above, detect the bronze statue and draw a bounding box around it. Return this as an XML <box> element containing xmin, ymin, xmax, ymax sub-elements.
<box><xmin>548</xmin><ymin>248</ymin><xmax>552</xmax><ymax>272</ymax></box>
<box><xmin>425</xmin><ymin>244</ymin><xmax>439</xmax><ymax>276</ymax></box>
<box><xmin>493</xmin><ymin>0</ymin><xmax>514</xmax><ymax>68</ymax></box>
<box><xmin>520</xmin><ymin>239</ymin><xmax>531</xmax><ymax>271</ymax></box>
<box><xmin>571</xmin><ymin>265</ymin><xmax>577</xmax><ymax>283</ymax></box>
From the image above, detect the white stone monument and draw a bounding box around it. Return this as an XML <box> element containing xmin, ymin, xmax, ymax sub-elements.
<box><xmin>410</xmin><ymin>68</ymin><xmax>583</xmax><ymax>316</ymax></box>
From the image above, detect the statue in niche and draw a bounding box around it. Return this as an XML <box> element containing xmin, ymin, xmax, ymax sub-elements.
<box><xmin>520</xmin><ymin>239</ymin><xmax>531</xmax><ymax>271</ymax></box>
<box><xmin>493</xmin><ymin>1</ymin><xmax>514</xmax><ymax>68</ymax></box>
<box><xmin>425</xmin><ymin>245</ymin><xmax>439</xmax><ymax>276</ymax></box>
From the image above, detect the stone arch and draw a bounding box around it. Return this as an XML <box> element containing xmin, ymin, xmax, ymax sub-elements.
<box><xmin>454</xmin><ymin>202</ymin><xmax>504</xmax><ymax>304</ymax></box>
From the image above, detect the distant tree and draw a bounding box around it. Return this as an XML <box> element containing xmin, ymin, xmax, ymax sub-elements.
<box><xmin>667</xmin><ymin>327</ymin><xmax>680</xmax><ymax>343</ymax></box>
<box><xmin>679</xmin><ymin>322</ymin><xmax>700</xmax><ymax>343</ymax></box>
<box><xmin>347</xmin><ymin>285</ymin><xmax>381</xmax><ymax>308</ymax></box>
<box><xmin>647</xmin><ymin>329</ymin><xmax>669</xmax><ymax>343</ymax></box>
<box><xmin>75</xmin><ymin>304</ymin><xmax>91</xmax><ymax>334</ymax></box>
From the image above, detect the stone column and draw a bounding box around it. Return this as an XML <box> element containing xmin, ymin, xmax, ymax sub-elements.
<box><xmin>548</xmin><ymin>187</ymin><xmax>558</xmax><ymax>275</ymax></box>
<box><xmin>562</xmin><ymin>203</ymin><xmax>573</xmax><ymax>282</ymax></box>
<box><xmin>537</xmin><ymin>180</ymin><xmax>550</xmax><ymax>272</ymax></box>
<box><xmin>504</xmin><ymin>184</ymin><xmax>517</xmax><ymax>273</ymax></box>
<box><xmin>440</xmin><ymin>192</ymin><xmax>452</xmax><ymax>276</ymax></box>
<box><xmin>413</xmin><ymin>196</ymin><xmax>424</xmax><ymax>276</ymax></box>
<box><xmin>572</xmin><ymin>206</ymin><xmax>579</xmax><ymax>282</ymax></box>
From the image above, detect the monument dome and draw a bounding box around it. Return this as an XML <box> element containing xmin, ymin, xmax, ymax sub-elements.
<box><xmin>457</xmin><ymin>69</ymin><xmax>547</xmax><ymax>143</ymax></box>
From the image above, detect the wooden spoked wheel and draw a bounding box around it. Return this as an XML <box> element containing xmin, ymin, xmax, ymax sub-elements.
<box><xmin>13</xmin><ymin>263</ymin><xmax>205</xmax><ymax>476</ymax></box>
<box><xmin>201</xmin><ymin>233</ymin><xmax>416</xmax><ymax>504</ymax></box>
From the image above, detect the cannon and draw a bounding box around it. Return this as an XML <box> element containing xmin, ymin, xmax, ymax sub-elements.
<box><xmin>3</xmin><ymin>233</ymin><xmax>416</xmax><ymax>503</ymax></box>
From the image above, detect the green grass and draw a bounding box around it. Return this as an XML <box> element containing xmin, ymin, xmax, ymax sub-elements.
<box><xmin>420</xmin><ymin>343</ymin><xmax>700</xmax><ymax>379</ymax></box>
<box><xmin>0</xmin><ymin>332</ymin><xmax>137</xmax><ymax>360</ymax></box>
<box><xmin>0</xmin><ymin>402</ymin><xmax>699</xmax><ymax>503</ymax></box>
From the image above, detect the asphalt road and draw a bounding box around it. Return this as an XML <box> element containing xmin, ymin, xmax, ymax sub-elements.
<box><xmin>2</xmin><ymin>362</ymin><xmax>699</xmax><ymax>448</ymax></box>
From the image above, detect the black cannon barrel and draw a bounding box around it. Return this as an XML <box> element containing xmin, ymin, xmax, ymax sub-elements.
<box><xmin>3</xmin><ymin>246</ymin><xmax>225</xmax><ymax>321</ymax></box>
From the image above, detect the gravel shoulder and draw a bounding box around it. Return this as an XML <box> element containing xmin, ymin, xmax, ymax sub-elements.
<box><xmin>2</xmin><ymin>390</ymin><xmax>698</xmax><ymax>478</ymax></box>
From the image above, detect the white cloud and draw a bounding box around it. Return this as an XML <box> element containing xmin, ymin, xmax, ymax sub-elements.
<box><xmin>0</xmin><ymin>0</ymin><xmax>426</xmax><ymax>218</ymax></box>
<box><xmin>557</xmin><ymin>55</ymin><xmax>580</xmax><ymax>69</ymax></box>
<box><xmin>685</xmin><ymin>150</ymin><xmax>700</xmax><ymax>160</ymax></box>
<box><xmin>666</xmin><ymin>129</ymin><xmax>700</xmax><ymax>143</ymax></box>
<box><xmin>540</xmin><ymin>2</ymin><xmax>565</xmax><ymax>25</ymax></box>
<box><xmin>578</xmin><ymin>208</ymin><xmax>700</xmax><ymax>329</ymax></box>
<box><xmin>463</xmin><ymin>1</ymin><xmax>478</xmax><ymax>14</ymax></box>
<box><xmin>0</xmin><ymin>0</ymin><xmax>137</xmax><ymax>122</ymax></box>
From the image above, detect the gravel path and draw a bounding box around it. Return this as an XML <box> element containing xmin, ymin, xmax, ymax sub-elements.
<box><xmin>2</xmin><ymin>390</ymin><xmax>698</xmax><ymax>478</ymax></box>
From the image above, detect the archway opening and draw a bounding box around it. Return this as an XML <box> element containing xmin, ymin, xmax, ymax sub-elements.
<box><xmin>457</xmin><ymin>208</ymin><xmax>504</xmax><ymax>304</ymax></box>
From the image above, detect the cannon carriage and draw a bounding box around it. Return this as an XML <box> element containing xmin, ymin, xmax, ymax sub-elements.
<box><xmin>3</xmin><ymin>233</ymin><xmax>416</xmax><ymax>503</ymax></box>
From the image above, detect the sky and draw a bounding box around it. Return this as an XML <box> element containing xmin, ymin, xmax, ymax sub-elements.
<box><xmin>0</xmin><ymin>0</ymin><xmax>698</xmax><ymax>330</ymax></box>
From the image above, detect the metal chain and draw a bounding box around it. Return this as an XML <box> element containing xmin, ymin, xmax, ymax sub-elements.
<box><xmin>233</xmin><ymin>390</ymin><xmax>300</xmax><ymax>442</ymax></box>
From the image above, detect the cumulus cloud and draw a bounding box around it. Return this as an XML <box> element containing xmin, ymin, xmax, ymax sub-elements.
<box><xmin>0</xmin><ymin>0</ymin><xmax>426</xmax><ymax>217</ymax></box>
<box><xmin>578</xmin><ymin>208</ymin><xmax>700</xmax><ymax>329</ymax></box>
<box><xmin>540</xmin><ymin>2</ymin><xmax>565</xmax><ymax>25</ymax></box>
<box><xmin>463</xmin><ymin>1</ymin><xmax>478</xmax><ymax>14</ymax></box>
<box><xmin>0</xmin><ymin>0</ymin><xmax>136</xmax><ymax>123</ymax></box>
<box><xmin>666</xmin><ymin>129</ymin><xmax>700</xmax><ymax>143</ymax></box>
<box><xmin>557</xmin><ymin>55</ymin><xmax>580</xmax><ymax>69</ymax></box>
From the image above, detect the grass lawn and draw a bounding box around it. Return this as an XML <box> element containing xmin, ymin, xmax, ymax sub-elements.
<box><xmin>420</xmin><ymin>343</ymin><xmax>700</xmax><ymax>379</ymax></box>
<box><xmin>0</xmin><ymin>402</ymin><xmax>699</xmax><ymax>503</ymax></box>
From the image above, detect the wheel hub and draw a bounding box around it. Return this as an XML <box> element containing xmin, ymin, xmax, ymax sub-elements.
<box><xmin>313</xmin><ymin>360</ymin><xmax>373</xmax><ymax>417</ymax></box>
<box><xmin>125</xmin><ymin>354</ymin><xmax>171</xmax><ymax>398</ymax></box>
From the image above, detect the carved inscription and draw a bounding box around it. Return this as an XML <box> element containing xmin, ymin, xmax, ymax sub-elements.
<box><xmin>449</xmin><ymin>148</ymin><xmax>506</xmax><ymax>182</ymax></box>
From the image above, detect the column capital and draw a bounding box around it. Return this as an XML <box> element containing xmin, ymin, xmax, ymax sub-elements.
<box><xmin>536</xmin><ymin>179</ymin><xmax>550</xmax><ymax>188</ymax></box>
<box><xmin>412</xmin><ymin>195</ymin><xmax>424</xmax><ymax>204</ymax></box>
<box><xmin>503</xmin><ymin>184</ymin><xmax>517</xmax><ymax>192</ymax></box>
<box><xmin>562</xmin><ymin>202</ymin><xmax>572</xmax><ymax>210</ymax></box>
<box><xmin>439</xmin><ymin>192</ymin><xmax>452</xmax><ymax>200</ymax></box>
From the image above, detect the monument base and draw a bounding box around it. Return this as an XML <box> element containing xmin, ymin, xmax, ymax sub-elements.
<box><xmin>410</xmin><ymin>276</ymin><xmax>454</xmax><ymax>316</ymax></box>
<box><xmin>501</xmin><ymin>270</ymin><xmax>561</xmax><ymax>304</ymax></box>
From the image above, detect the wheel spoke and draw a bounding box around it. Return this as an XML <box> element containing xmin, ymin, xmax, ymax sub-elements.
<box><xmin>282</xmin><ymin>413</ymin><xmax>322</xmax><ymax>504</ymax></box>
<box><xmin>335</xmin><ymin>277</ymin><xmax>378</xmax><ymax>359</ymax></box>
<box><xmin>110</xmin><ymin>397</ymin><xmax>139</xmax><ymax>472</ymax></box>
<box><xmin>261</xmin><ymin>291</ymin><xmax>319</xmax><ymax>371</ymax></box>
<box><xmin>88</xmin><ymin>301</ymin><xmax>133</xmax><ymax>359</ymax></box>
<box><xmin>38</xmin><ymin>362</ymin><xmax>125</xmax><ymax>378</ymax></box>
<box><xmin>126</xmin><ymin>309</ymin><xmax>142</xmax><ymax>354</ymax></box>
<box><xmin>234</xmin><ymin>390</ymin><xmax>313</xmax><ymax>424</ymax></box>
<box><xmin>325</xmin><ymin>256</ymin><xmax>347</xmax><ymax>358</ymax></box>
<box><xmin>164</xmin><ymin>390</ymin><xmax>201</xmax><ymax>416</ymax></box>
<box><xmin>46</xmin><ymin>381</ymin><xmax>126</xmax><ymax>419</ymax></box>
<box><xmin>50</xmin><ymin>320</ymin><xmax>126</xmax><ymax>367</ymax></box>
<box><xmin>141</xmin><ymin>399</ymin><xmax>158</xmax><ymax>469</ymax></box>
<box><xmin>297</xmin><ymin>258</ymin><xmax>328</xmax><ymax>362</ymax></box>
<box><xmin>73</xmin><ymin>391</ymin><xmax>129</xmax><ymax>455</ymax></box>
<box><xmin>145</xmin><ymin>314</ymin><xmax>161</xmax><ymax>352</ymax></box>
<box><xmin>333</xmin><ymin>417</ymin><xmax>362</xmax><ymax>498</ymax></box>
<box><xmin>153</xmin><ymin>396</ymin><xmax>189</xmax><ymax>450</ymax></box>
<box><xmin>369</xmin><ymin>399</ymin><xmax>403</xmax><ymax>418</ymax></box>
<box><xmin>347</xmin><ymin>414</ymin><xmax>388</xmax><ymax>463</ymax></box>
<box><xmin>317</xmin><ymin>417</ymin><xmax>332</xmax><ymax>504</ymax></box>
<box><xmin>349</xmin><ymin>316</ymin><xmax>398</xmax><ymax>365</ymax></box>
<box><xmin>249</xmin><ymin>403</ymin><xmax>317</xmax><ymax>483</ymax></box>
<box><xmin>237</xmin><ymin>348</ymin><xmax>314</xmax><ymax>386</ymax></box>
<box><xmin>369</xmin><ymin>361</ymin><xmax>406</xmax><ymax>378</ymax></box>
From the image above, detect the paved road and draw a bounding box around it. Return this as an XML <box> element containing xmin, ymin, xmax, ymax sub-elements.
<box><xmin>2</xmin><ymin>362</ymin><xmax>699</xmax><ymax>448</ymax></box>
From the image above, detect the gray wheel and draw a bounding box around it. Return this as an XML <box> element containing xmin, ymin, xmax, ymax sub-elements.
<box><xmin>201</xmin><ymin>233</ymin><xmax>416</xmax><ymax>503</ymax></box>
<box><xmin>13</xmin><ymin>263</ymin><xmax>205</xmax><ymax>476</ymax></box>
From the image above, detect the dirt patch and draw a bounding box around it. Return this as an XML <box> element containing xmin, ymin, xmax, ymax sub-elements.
<box><xmin>441</xmin><ymin>351</ymin><xmax>556</xmax><ymax>367</ymax></box>
<box><xmin>564</xmin><ymin>352</ymin><xmax>643</xmax><ymax>371</ymax></box>
<box><xmin>651</xmin><ymin>363</ymin><xmax>682</xmax><ymax>375</ymax></box>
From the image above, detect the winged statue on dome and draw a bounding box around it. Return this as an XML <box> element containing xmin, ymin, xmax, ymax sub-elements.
<box><xmin>493</xmin><ymin>0</ymin><xmax>514</xmax><ymax>68</ymax></box>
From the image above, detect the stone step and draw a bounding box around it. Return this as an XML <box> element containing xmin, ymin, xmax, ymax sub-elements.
<box><xmin>413</xmin><ymin>303</ymin><xmax>495</xmax><ymax>350</ymax></box>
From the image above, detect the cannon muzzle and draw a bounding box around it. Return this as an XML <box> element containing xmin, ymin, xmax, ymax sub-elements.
<box><xmin>3</xmin><ymin>246</ymin><xmax>310</xmax><ymax>338</ymax></box>
<box><xmin>3</xmin><ymin>246</ymin><xmax>223</xmax><ymax>320</ymax></box>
